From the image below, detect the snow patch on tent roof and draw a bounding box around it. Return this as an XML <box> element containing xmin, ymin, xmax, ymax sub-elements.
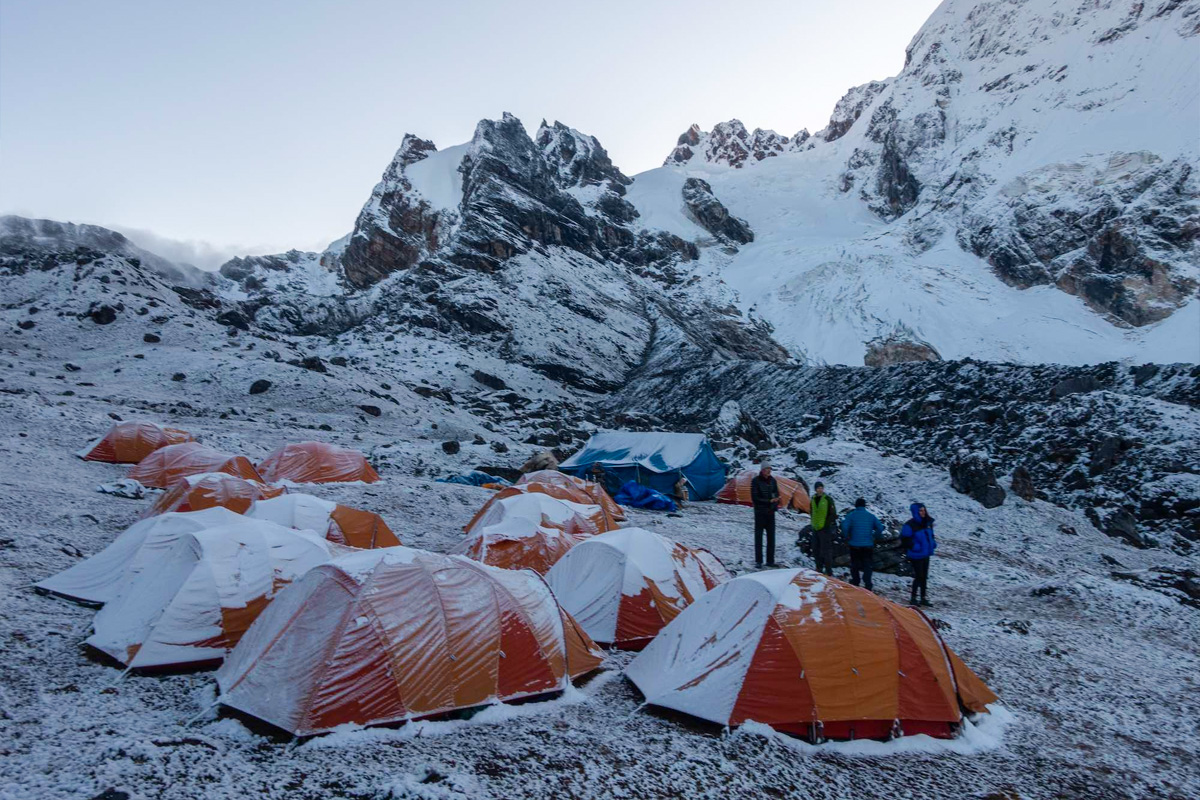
<box><xmin>330</xmin><ymin>545</ymin><xmax>423</xmax><ymax>582</ymax></box>
<box><xmin>559</xmin><ymin>431</ymin><xmax>709</xmax><ymax>473</ymax></box>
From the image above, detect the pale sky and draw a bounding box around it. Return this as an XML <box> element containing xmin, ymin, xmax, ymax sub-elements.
<box><xmin>0</xmin><ymin>0</ymin><xmax>943</xmax><ymax>267</ymax></box>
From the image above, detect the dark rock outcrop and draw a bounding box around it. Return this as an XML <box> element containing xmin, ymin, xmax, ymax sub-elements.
<box><xmin>949</xmin><ymin>451</ymin><xmax>1007</xmax><ymax>508</ymax></box>
<box><xmin>681</xmin><ymin>178</ymin><xmax>753</xmax><ymax>245</ymax></box>
<box><xmin>864</xmin><ymin>335</ymin><xmax>941</xmax><ymax>366</ymax></box>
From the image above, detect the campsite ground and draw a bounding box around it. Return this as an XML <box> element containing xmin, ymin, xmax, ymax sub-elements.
<box><xmin>1</xmin><ymin>346</ymin><xmax>1199</xmax><ymax>800</ymax></box>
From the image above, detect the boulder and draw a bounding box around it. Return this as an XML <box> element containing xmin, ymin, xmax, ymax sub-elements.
<box><xmin>143</xmin><ymin>333</ymin><xmax>161</xmax><ymax>343</ymax></box>
<box><xmin>1010</xmin><ymin>465</ymin><xmax>1036</xmax><ymax>502</ymax></box>
<box><xmin>1051</xmin><ymin>376</ymin><xmax>1102</xmax><ymax>399</ymax></box>
<box><xmin>88</xmin><ymin>304</ymin><xmax>118</xmax><ymax>325</ymax></box>
<box><xmin>519</xmin><ymin>449</ymin><xmax>559</xmax><ymax>473</ymax></box>
<box><xmin>248</xmin><ymin>379</ymin><xmax>272</xmax><ymax>395</ymax></box>
<box><xmin>441</xmin><ymin>440</ymin><xmax>461</xmax><ymax>455</ymax></box>
<box><xmin>949</xmin><ymin>451</ymin><xmax>1006</xmax><ymax>508</ymax></box>
<box><xmin>796</xmin><ymin>523</ymin><xmax>912</xmax><ymax>576</ymax></box>
<box><xmin>358</xmin><ymin>405</ymin><xmax>382</xmax><ymax>417</ymax></box>
<box><xmin>681</xmin><ymin>178</ymin><xmax>753</xmax><ymax>245</ymax></box>
<box><xmin>472</xmin><ymin>370</ymin><xmax>508</xmax><ymax>391</ymax></box>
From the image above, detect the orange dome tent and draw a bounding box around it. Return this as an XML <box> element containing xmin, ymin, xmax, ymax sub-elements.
<box><xmin>78</xmin><ymin>421</ymin><xmax>194</xmax><ymax>464</ymax></box>
<box><xmin>626</xmin><ymin>569</ymin><xmax>998</xmax><ymax>741</ymax></box>
<box><xmin>545</xmin><ymin>528</ymin><xmax>730</xmax><ymax>650</ymax></box>
<box><xmin>716</xmin><ymin>469</ymin><xmax>810</xmax><ymax>512</ymax></box>
<box><xmin>464</xmin><ymin>486</ymin><xmax>616</xmax><ymax>540</ymax></box>
<box><xmin>35</xmin><ymin>507</ymin><xmax>245</xmax><ymax>605</ymax></box>
<box><xmin>143</xmin><ymin>473</ymin><xmax>287</xmax><ymax>518</ymax></box>
<box><xmin>87</xmin><ymin>521</ymin><xmax>342</xmax><ymax>670</ymax></box>
<box><xmin>257</xmin><ymin>441</ymin><xmax>380</xmax><ymax>484</ymax></box>
<box><xmin>246</xmin><ymin>494</ymin><xmax>400</xmax><ymax>549</ymax></box>
<box><xmin>128</xmin><ymin>442</ymin><xmax>263</xmax><ymax>489</ymax></box>
<box><xmin>215</xmin><ymin>547</ymin><xmax>604</xmax><ymax>736</ymax></box>
<box><xmin>517</xmin><ymin>470</ymin><xmax>625</xmax><ymax>522</ymax></box>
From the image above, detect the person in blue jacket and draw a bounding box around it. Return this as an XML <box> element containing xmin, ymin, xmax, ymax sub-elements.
<box><xmin>900</xmin><ymin>502</ymin><xmax>937</xmax><ymax>607</ymax></box>
<box><xmin>840</xmin><ymin>498</ymin><xmax>885</xmax><ymax>590</ymax></box>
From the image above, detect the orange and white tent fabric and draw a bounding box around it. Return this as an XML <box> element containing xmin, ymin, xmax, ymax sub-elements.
<box><xmin>87</xmin><ymin>520</ymin><xmax>341</xmax><ymax>670</ymax></box>
<box><xmin>716</xmin><ymin>470</ymin><xmax>810</xmax><ymax>512</ymax></box>
<box><xmin>246</xmin><ymin>494</ymin><xmax>400</xmax><ymax>549</ymax></box>
<box><xmin>215</xmin><ymin>547</ymin><xmax>603</xmax><ymax>735</ymax></box>
<box><xmin>545</xmin><ymin>527</ymin><xmax>730</xmax><ymax>650</ymax></box>
<box><xmin>465</xmin><ymin>487</ymin><xmax>615</xmax><ymax>540</ymax></box>
<box><xmin>35</xmin><ymin>506</ymin><xmax>246</xmax><ymax>605</ymax></box>
<box><xmin>626</xmin><ymin>569</ymin><xmax>998</xmax><ymax>741</ymax></box>
<box><xmin>128</xmin><ymin>442</ymin><xmax>263</xmax><ymax>489</ymax></box>
<box><xmin>143</xmin><ymin>472</ymin><xmax>287</xmax><ymax>518</ymax></box>
<box><xmin>460</xmin><ymin>490</ymin><xmax>613</xmax><ymax>574</ymax></box>
<box><xmin>517</xmin><ymin>470</ymin><xmax>625</xmax><ymax>522</ymax></box>
<box><xmin>257</xmin><ymin>441</ymin><xmax>379</xmax><ymax>484</ymax></box>
<box><xmin>78</xmin><ymin>421</ymin><xmax>194</xmax><ymax>464</ymax></box>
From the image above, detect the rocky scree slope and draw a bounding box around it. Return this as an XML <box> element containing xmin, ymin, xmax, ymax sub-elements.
<box><xmin>613</xmin><ymin>358</ymin><xmax>1200</xmax><ymax>552</ymax></box>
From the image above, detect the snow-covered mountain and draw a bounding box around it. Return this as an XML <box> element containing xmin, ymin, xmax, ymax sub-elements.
<box><xmin>643</xmin><ymin>0</ymin><xmax>1199</xmax><ymax>365</ymax></box>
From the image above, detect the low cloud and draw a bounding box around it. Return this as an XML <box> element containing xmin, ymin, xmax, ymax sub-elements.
<box><xmin>109</xmin><ymin>226</ymin><xmax>290</xmax><ymax>271</ymax></box>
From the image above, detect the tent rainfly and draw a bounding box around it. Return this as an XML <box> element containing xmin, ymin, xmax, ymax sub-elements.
<box><xmin>558</xmin><ymin>432</ymin><xmax>727</xmax><ymax>501</ymax></box>
<box><xmin>128</xmin><ymin>442</ymin><xmax>264</xmax><ymax>489</ymax></box>
<box><xmin>35</xmin><ymin>506</ymin><xmax>246</xmax><ymax>605</ymax></box>
<box><xmin>626</xmin><ymin>569</ymin><xmax>999</xmax><ymax>741</ymax></box>
<box><xmin>78</xmin><ymin>420</ymin><xmax>195</xmax><ymax>464</ymax></box>
<box><xmin>716</xmin><ymin>469</ymin><xmax>810</xmax><ymax>512</ymax></box>
<box><xmin>257</xmin><ymin>441</ymin><xmax>380</xmax><ymax>484</ymax></box>
<box><xmin>516</xmin><ymin>470</ymin><xmax>626</xmax><ymax>522</ymax></box>
<box><xmin>87</xmin><ymin>521</ymin><xmax>342</xmax><ymax>670</ymax></box>
<box><xmin>246</xmin><ymin>494</ymin><xmax>400</xmax><ymax>549</ymax></box>
<box><xmin>545</xmin><ymin>527</ymin><xmax>730</xmax><ymax>649</ymax></box>
<box><xmin>144</xmin><ymin>472</ymin><xmax>287</xmax><ymax>518</ymax></box>
<box><xmin>215</xmin><ymin>547</ymin><xmax>603</xmax><ymax>736</ymax></box>
<box><xmin>464</xmin><ymin>486</ymin><xmax>616</xmax><ymax>540</ymax></box>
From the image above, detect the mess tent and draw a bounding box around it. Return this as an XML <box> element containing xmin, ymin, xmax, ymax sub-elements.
<box><xmin>257</xmin><ymin>441</ymin><xmax>380</xmax><ymax>484</ymax></box>
<box><xmin>245</xmin><ymin>494</ymin><xmax>400</xmax><ymax>549</ymax></box>
<box><xmin>87</xmin><ymin>521</ymin><xmax>342</xmax><ymax>670</ymax></box>
<box><xmin>128</xmin><ymin>442</ymin><xmax>264</xmax><ymax>489</ymax></box>
<box><xmin>625</xmin><ymin>569</ymin><xmax>998</xmax><ymax>741</ymax></box>
<box><xmin>144</xmin><ymin>472</ymin><xmax>287</xmax><ymax>517</ymax></box>
<box><xmin>215</xmin><ymin>547</ymin><xmax>603</xmax><ymax>736</ymax></box>
<box><xmin>558</xmin><ymin>432</ymin><xmax>727</xmax><ymax>501</ymax></box>
<box><xmin>78</xmin><ymin>420</ymin><xmax>195</xmax><ymax>464</ymax></box>
<box><xmin>545</xmin><ymin>527</ymin><xmax>730</xmax><ymax>650</ymax></box>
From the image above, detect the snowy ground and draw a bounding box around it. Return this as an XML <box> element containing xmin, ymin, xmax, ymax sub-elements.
<box><xmin>2</xmin><ymin>327</ymin><xmax>1198</xmax><ymax>799</ymax></box>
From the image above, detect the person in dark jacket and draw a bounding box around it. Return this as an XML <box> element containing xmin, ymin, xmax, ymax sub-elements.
<box><xmin>808</xmin><ymin>482</ymin><xmax>837</xmax><ymax>576</ymax></box>
<box><xmin>900</xmin><ymin>502</ymin><xmax>937</xmax><ymax>606</ymax></box>
<box><xmin>750</xmin><ymin>464</ymin><xmax>780</xmax><ymax>567</ymax></box>
<box><xmin>840</xmin><ymin>498</ymin><xmax>885</xmax><ymax>590</ymax></box>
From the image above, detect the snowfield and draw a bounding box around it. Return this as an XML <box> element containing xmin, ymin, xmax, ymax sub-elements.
<box><xmin>1</xmin><ymin>314</ymin><xmax>1197</xmax><ymax>799</ymax></box>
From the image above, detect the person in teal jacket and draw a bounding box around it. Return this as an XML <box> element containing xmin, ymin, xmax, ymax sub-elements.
<box><xmin>840</xmin><ymin>498</ymin><xmax>885</xmax><ymax>590</ymax></box>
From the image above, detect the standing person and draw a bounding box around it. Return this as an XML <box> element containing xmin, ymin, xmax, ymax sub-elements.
<box><xmin>750</xmin><ymin>464</ymin><xmax>781</xmax><ymax>568</ymax></box>
<box><xmin>809</xmin><ymin>482</ymin><xmax>838</xmax><ymax>576</ymax></box>
<box><xmin>900</xmin><ymin>503</ymin><xmax>937</xmax><ymax>606</ymax></box>
<box><xmin>840</xmin><ymin>497</ymin><xmax>885</xmax><ymax>590</ymax></box>
<box><xmin>672</xmin><ymin>475</ymin><xmax>689</xmax><ymax>509</ymax></box>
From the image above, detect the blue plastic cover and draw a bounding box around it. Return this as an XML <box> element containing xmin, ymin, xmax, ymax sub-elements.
<box><xmin>612</xmin><ymin>481</ymin><xmax>677</xmax><ymax>512</ymax></box>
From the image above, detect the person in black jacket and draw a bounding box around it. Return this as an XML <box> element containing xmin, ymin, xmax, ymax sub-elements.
<box><xmin>751</xmin><ymin>464</ymin><xmax>781</xmax><ymax>567</ymax></box>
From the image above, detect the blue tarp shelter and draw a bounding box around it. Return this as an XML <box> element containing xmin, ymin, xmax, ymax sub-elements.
<box><xmin>559</xmin><ymin>432</ymin><xmax>727</xmax><ymax>501</ymax></box>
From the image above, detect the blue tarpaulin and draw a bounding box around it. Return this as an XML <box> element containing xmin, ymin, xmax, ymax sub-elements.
<box><xmin>559</xmin><ymin>431</ymin><xmax>727</xmax><ymax>501</ymax></box>
<box><xmin>612</xmin><ymin>481</ymin><xmax>678</xmax><ymax>512</ymax></box>
<box><xmin>436</xmin><ymin>471</ymin><xmax>511</xmax><ymax>487</ymax></box>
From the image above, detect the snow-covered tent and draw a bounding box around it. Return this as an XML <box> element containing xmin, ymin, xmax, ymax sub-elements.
<box><xmin>144</xmin><ymin>472</ymin><xmax>286</xmax><ymax>517</ymax></box>
<box><xmin>716</xmin><ymin>469</ymin><xmax>810</xmax><ymax>512</ymax></box>
<box><xmin>464</xmin><ymin>486</ymin><xmax>616</xmax><ymax>539</ymax></box>
<box><xmin>257</xmin><ymin>441</ymin><xmax>380</xmax><ymax>484</ymax></box>
<box><xmin>78</xmin><ymin>420</ymin><xmax>195</xmax><ymax>464</ymax></box>
<box><xmin>516</xmin><ymin>470</ymin><xmax>625</xmax><ymax>522</ymax></box>
<box><xmin>87</xmin><ymin>521</ymin><xmax>341</xmax><ymax>670</ymax></box>
<box><xmin>246</xmin><ymin>494</ymin><xmax>400</xmax><ymax>549</ymax></box>
<box><xmin>35</xmin><ymin>506</ymin><xmax>246</xmax><ymax>605</ymax></box>
<box><xmin>545</xmin><ymin>527</ymin><xmax>730</xmax><ymax>649</ymax></box>
<box><xmin>626</xmin><ymin>569</ymin><xmax>998</xmax><ymax>741</ymax></box>
<box><xmin>128</xmin><ymin>442</ymin><xmax>264</xmax><ymax>489</ymax></box>
<box><xmin>215</xmin><ymin>547</ymin><xmax>603</xmax><ymax>736</ymax></box>
<box><xmin>559</xmin><ymin>432</ymin><xmax>727</xmax><ymax>501</ymax></box>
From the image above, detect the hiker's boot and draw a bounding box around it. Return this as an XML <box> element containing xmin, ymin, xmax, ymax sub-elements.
<box><xmin>909</xmin><ymin>593</ymin><xmax>919</xmax><ymax>606</ymax></box>
<box><xmin>919</xmin><ymin>596</ymin><xmax>932</xmax><ymax>607</ymax></box>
